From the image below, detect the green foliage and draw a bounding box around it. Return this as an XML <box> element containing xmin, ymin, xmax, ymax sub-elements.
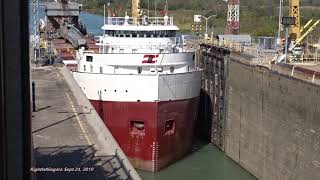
<box><xmin>82</xmin><ymin>0</ymin><xmax>320</xmax><ymax>37</ymax></box>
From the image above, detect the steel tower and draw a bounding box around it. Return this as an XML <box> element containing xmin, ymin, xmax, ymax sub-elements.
<box><xmin>225</xmin><ymin>0</ymin><xmax>240</xmax><ymax>35</ymax></box>
<box><xmin>289</xmin><ymin>0</ymin><xmax>300</xmax><ymax>40</ymax></box>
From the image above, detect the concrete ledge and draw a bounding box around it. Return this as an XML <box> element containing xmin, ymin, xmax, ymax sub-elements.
<box><xmin>271</xmin><ymin>63</ymin><xmax>320</xmax><ymax>86</ymax></box>
<box><xmin>230</xmin><ymin>52</ymin><xmax>320</xmax><ymax>86</ymax></box>
<box><xmin>59</xmin><ymin>66</ymin><xmax>141</xmax><ymax>180</ymax></box>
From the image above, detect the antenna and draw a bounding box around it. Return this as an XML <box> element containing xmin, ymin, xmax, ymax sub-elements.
<box><xmin>104</xmin><ymin>4</ymin><xmax>106</xmax><ymax>25</ymax></box>
<box><xmin>148</xmin><ymin>0</ymin><xmax>150</xmax><ymax>17</ymax></box>
<box><xmin>277</xmin><ymin>0</ymin><xmax>283</xmax><ymax>45</ymax></box>
<box><xmin>165</xmin><ymin>0</ymin><xmax>168</xmax><ymax>15</ymax></box>
<box><xmin>155</xmin><ymin>0</ymin><xmax>157</xmax><ymax>17</ymax></box>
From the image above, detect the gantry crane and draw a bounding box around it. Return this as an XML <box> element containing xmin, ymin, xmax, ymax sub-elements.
<box><xmin>288</xmin><ymin>0</ymin><xmax>319</xmax><ymax>51</ymax></box>
<box><xmin>274</xmin><ymin>0</ymin><xmax>320</xmax><ymax>63</ymax></box>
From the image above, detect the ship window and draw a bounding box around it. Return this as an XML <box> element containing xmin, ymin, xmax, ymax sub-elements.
<box><xmin>132</xmin><ymin>49</ymin><xmax>137</xmax><ymax>53</ymax></box>
<box><xmin>159</xmin><ymin>30</ymin><xmax>164</xmax><ymax>37</ymax></box>
<box><xmin>130</xmin><ymin>121</ymin><xmax>145</xmax><ymax>135</ymax></box>
<box><xmin>159</xmin><ymin>49</ymin><xmax>164</xmax><ymax>53</ymax></box>
<box><xmin>164</xmin><ymin>120</ymin><xmax>175</xmax><ymax>135</ymax></box>
<box><xmin>90</xmin><ymin>65</ymin><xmax>93</xmax><ymax>72</ymax></box>
<box><xmin>137</xmin><ymin>67</ymin><xmax>142</xmax><ymax>74</ymax></box>
<box><xmin>157</xmin><ymin>67</ymin><xmax>163</xmax><ymax>72</ymax></box>
<box><xmin>132</xmin><ymin>32</ymin><xmax>137</xmax><ymax>37</ymax></box>
<box><xmin>119</xmin><ymin>30</ymin><xmax>125</xmax><ymax>37</ymax></box>
<box><xmin>170</xmin><ymin>66</ymin><xmax>174</xmax><ymax>73</ymax></box>
<box><xmin>164</xmin><ymin>30</ymin><xmax>169</xmax><ymax>37</ymax></box>
<box><xmin>139</xmin><ymin>31</ymin><xmax>147</xmax><ymax>37</ymax></box>
<box><xmin>100</xmin><ymin>67</ymin><xmax>103</xmax><ymax>73</ymax></box>
<box><xmin>83</xmin><ymin>65</ymin><xmax>86</xmax><ymax>71</ymax></box>
<box><xmin>168</xmin><ymin>30</ymin><xmax>177</xmax><ymax>37</ymax></box>
<box><xmin>119</xmin><ymin>49</ymin><xmax>124</xmax><ymax>53</ymax></box>
<box><xmin>115</xmin><ymin>30</ymin><xmax>120</xmax><ymax>37</ymax></box>
<box><xmin>105</xmin><ymin>30</ymin><xmax>114</xmax><ymax>37</ymax></box>
<box><xmin>154</xmin><ymin>31</ymin><xmax>160</xmax><ymax>37</ymax></box>
<box><xmin>86</xmin><ymin>56</ymin><xmax>93</xmax><ymax>62</ymax></box>
<box><xmin>125</xmin><ymin>31</ymin><xmax>130</xmax><ymax>37</ymax></box>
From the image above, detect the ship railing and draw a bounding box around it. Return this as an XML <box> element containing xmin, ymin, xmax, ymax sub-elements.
<box><xmin>97</xmin><ymin>44</ymin><xmax>194</xmax><ymax>53</ymax></box>
<box><xmin>109</xmin><ymin>44</ymin><xmax>174</xmax><ymax>53</ymax></box>
<box><xmin>95</xmin><ymin>40</ymin><xmax>175</xmax><ymax>49</ymax></box>
<box><xmin>106</xmin><ymin>16</ymin><xmax>174</xmax><ymax>26</ymax></box>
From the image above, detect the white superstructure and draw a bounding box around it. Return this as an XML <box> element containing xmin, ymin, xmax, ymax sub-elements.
<box><xmin>73</xmin><ymin>15</ymin><xmax>202</xmax><ymax>103</ymax></box>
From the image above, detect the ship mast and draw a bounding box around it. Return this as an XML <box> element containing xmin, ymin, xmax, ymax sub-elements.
<box><xmin>132</xmin><ymin>0</ymin><xmax>142</xmax><ymax>25</ymax></box>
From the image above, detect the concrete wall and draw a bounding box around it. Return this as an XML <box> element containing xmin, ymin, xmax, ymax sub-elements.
<box><xmin>224</xmin><ymin>58</ymin><xmax>320</xmax><ymax>180</ymax></box>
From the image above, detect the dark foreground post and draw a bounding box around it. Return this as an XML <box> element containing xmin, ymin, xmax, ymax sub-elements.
<box><xmin>0</xmin><ymin>0</ymin><xmax>32</xmax><ymax>179</ymax></box>
<box><xmin>32</xmin><ymin>81</ymin><xmax>36</xmax><ymax>112</ymax></box>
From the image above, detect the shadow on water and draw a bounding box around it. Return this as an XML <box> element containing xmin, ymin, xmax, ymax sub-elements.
<box><xmin>195</xmin><ymin>88</ymin><xmax>213</xmax><ymax>143</ymax></box>
<box><xmin>33</xmin><ymin>145</ymin><xmax>132</xmax><ymax>180</ymax></box>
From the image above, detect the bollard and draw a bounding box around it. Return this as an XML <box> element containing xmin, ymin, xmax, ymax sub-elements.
<box><xmin>32</xmin><ymin>81</ymin><xmax>36</xmax><ymax>112</ymax></box>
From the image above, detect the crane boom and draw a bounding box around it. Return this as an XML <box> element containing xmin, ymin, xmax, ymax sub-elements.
<box><xmin>300</xmin><ymin>19</ymin><xmax>313</xmax><ymax>33</ymax></box>
<box><xmin>291</xmin><ymin>20</ymin><xmax>320</xmax><ymax>50</ymax></box>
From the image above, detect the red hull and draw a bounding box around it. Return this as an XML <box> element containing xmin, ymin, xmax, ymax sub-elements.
<box><xmin>90</xmin><ymin>97</ymin><xmax>199</xmax><ymax>172</ymax></box>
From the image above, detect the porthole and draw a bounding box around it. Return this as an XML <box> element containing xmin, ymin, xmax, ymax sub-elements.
<box><xmin>86</xmin><ymin>56</ymin><xmax>93</xmax><ymax>62</ymax></box>
<box><xmin>170</xmin><ymin>66</ymin><xmax>174</xmax><ymax>73</ymax></box>
<box><xmin>130</xmin><ymin>121</ymin><xmax>145</xmax><ymax>135</ymax></box>
<box><xmin>137</xmin><ymin>67</ymin><xmax>142</xmax><ymax>74</ymax></box>
<box><xmin>164</xmin><ymin>120</ymin><xmax>175</xmax><ymax>135</ymax></box>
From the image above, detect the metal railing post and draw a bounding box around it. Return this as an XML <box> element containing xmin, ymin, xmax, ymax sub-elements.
<box><xmin>32</xmin><ymin>81</ymin><xmax>36</xmax><ymax>112</ymax></box>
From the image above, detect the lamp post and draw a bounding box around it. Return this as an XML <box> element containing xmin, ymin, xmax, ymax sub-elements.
<box><xmin>277</xmin><ymin>0</ymin><xmax>284</xmax><ymax>45</ymax></box>
<box><xmin>281</xmin><ymin>17</ymin><xmax>296</xmax><ymax>63</ymax></box>
<box><xmin>104</xmin><ymin>4</ymin><xmax>106</xmax><ymax>25</ymax></box>
<box><xmin>202</xmin><ymin>15</ymin><xmax>217</xmax><ymax>35</ymax></box>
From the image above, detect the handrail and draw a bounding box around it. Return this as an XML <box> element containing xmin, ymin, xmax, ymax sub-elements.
<box><xmin>106</xmin><ymin>16</ymin><xmax>174</xmax><ymax>26</ymax></box>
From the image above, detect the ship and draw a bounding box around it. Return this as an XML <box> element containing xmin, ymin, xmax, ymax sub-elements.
<box><xmin>73</xmin><ymin>0</ymin><xmax>202</xmax><ymax>172</ymax></box>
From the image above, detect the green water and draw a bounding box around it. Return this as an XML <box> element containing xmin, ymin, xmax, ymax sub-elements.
<box><xmin>138</xmin><ymin>141</ymin><xmax>257</xmax><ymax>180</ymax></box>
